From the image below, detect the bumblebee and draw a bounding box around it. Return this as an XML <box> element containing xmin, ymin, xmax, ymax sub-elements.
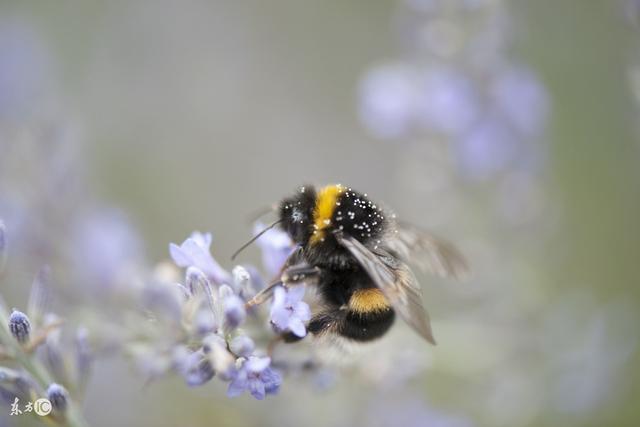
<box><xmin>237</xmin><ymin>184</ymin><xmax>468</xmax><ymax>345</ymax></box>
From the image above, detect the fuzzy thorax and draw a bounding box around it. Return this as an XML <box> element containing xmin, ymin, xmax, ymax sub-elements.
<box><xmin>310</xmin><ymin>184</ymin><xmax>344</xmax><ymax>244</ymax></box>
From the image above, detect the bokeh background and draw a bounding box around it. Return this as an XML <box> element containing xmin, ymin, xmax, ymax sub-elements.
<box><xmin>1</xmin><ymin>0</ymin><xmax>640</xmax><ymax>426</ymax></box>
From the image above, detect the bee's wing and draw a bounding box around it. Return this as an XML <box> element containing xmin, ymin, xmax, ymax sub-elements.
<box><xmin>335</xmin><ymin>233</ymin><xmax>436</xmax><ymax>344</ymax></box>
<box><xmin>386</xmin><ymin>221</ymin><xmax>470</xmax><ymax>280</ymax></box>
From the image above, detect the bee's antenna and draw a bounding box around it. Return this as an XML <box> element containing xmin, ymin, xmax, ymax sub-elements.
<box><xmin>231</xmin><ymin>219</ymin><xmax>284</xmax><ymax>261</ymax></box>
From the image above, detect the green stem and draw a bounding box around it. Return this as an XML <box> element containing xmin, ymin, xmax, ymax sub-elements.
<box><xmin>0</xmin><ymin>302</ymin><xmax>90</xmax><ymax>427</ymax></box>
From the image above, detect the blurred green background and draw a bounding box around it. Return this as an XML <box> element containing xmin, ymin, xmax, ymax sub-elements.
<box><xmin>1</xmin><ymin>0</ymin><xmax>639</xmax><ymax>426</ymax></box>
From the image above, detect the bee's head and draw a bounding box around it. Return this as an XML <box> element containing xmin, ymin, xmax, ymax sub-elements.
<box><xmin>278</xmin><ymin>185</ymin><xmax>317</xmax><ymax>245</ymax></box>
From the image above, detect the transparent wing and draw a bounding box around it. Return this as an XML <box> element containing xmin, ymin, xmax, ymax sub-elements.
<box><xmin>386</xmin><ymin>221</ymin><xmax>470</xmax><ymax>280</ymax></box>
<box><xmin>335</xmin><ymin>233</ymin><xmax>436</xmax><ymax>344</ymax></box>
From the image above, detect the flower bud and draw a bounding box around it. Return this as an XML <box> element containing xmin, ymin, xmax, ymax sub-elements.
<box><xmin>8</xmin><ymin>310</ymin><xmax>30</xmax><ymax>343</ymax></box>
<box><xmin>47</xmin><ymin>383</ymin><xmax>68</xmax><ymax>412</ymax></box>
<box><xmin>182</xmin><ymin>350</ymin><xmax>215</xmax><ymax>387</ymax></box>
<box><xmin>223</xmin><ymin>294</ymin><xmax>246</xmax><ymax>329</ymax></box>
<box><xmin>229</xmin><ymin>335</ymin><xmax>254</xmax><ymax>358</ymax></box>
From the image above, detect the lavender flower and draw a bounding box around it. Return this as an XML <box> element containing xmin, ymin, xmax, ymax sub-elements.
<box><xmin>193</xmin><ymin>307</ymin><xmax>218</xmax><ymax>336</ymax></box>
<box><xmin>253</xmin><ymin>222</ymin><xmax>295</xmax><ymax>278</ymax></box>
<box><xmin>220</xmin><ymin>285</ymin><xmax>246</xmax><ymax>329</ymax></box>
<box><xmin>453</xmin><ymin>116</ymin><xmax>518</xmax><ymax>181</ymax></box>
<box><xmin>170</xmin><ymin>232</ymin><xmax>230</xmax><ymax>285</ymax></box>
<box><xmin>0</xmin><ymin>20</ymin><xmax>51</xmax><ymax>119</ymax></box>
<box><xmin>417</xmin><ymin>67</ymin><xmax>480</xmax><ymax>137</ymax></box>
<box><xmin>0</xmin><ymin>367</ymin><xmax>35</xmax><ymax>402</ymax></box>
<box><xmin>227</xmin><ymin>356</ymin><xmax>281</xmax><ymax>400</ymax></box>
<box><xmin>75</xmin><ymin>327</ymin><xmax>91</xmax><ymax>388</ymax></box>
<box><xmin>229</xmin><ymin>335</ymin><xmax>255</xmax><ymax>358</ymax></box>
<box><xmin>490</xmin><ymin>65</ymin><xmax>549</xmax><ymax>139</ymax></box>
<box><xmin>232</xmin><ymin>265</ymin><xmax>256</xmax><ymax>300</ymax></box>
<box><xmin>141</xmin><ymin>281</ymin><xmax>184</xmax><ymax>324</ymax></box>
<box><xmin>47</xmin><ymin>383</ymin><xmax>69</xmax><ymax>412</ymax></box>
<box><xmin>40</xmin><ymin>317</ymin><xmax>67</xmax><ymax>384</ymax></box>
<box><xmin>202</xmin><ymin>334</ymin><xmax>237</xmax><ymax>381</ymax></box>
<box><xmin>181</xmin><ymin>350</ymin><xmax>215</xmax><ymax>387</ymax></box>
<box><xmin>358</xmin><ymin>1</ymin><xmax>550</xmax><ymax>184</ymax></box>
<box><xmin>270</xmin><ymin>285</ymin><xmax>311</xmax><ymax>338</ymax></box>
<box><xmin>358</xmin><ymin>63</ymin><xmax>418</xmax><ymax>139</ymax></box>
<box><xmin>185</xmin><ymin>266</ymin><xmax>218</xmax><ymax>315</ymax></box>
<box><xmin>625</xmin><ymin>0</ymin><xmax>640</xmax><ymax>26</ymax></box>
<box><xmin>8</xmin><ymin>310</ymin><xmax>30</xmax><ymax>343</ymax></box>
<box><xmin>72</xmin><ymin>209</ymin><xmax>144</xmax><ymax>292</ymax></box>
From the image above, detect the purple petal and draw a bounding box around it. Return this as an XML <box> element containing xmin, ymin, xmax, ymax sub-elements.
<box><xmin>249</xmin><ymin>379</ymin><xmax>266</xmax><ymax>400</ymax></box>
<box><xmin>190</xmin><ymin>232</ymin><xmax>212</xmax><ymax>249</ymax></box>
<box><xmin>224</xmin><ymin>295</ymin><xmax>246</xmax><ymax>328</ymax></box>
<box><xmin>293</xmin><ymin>301</ymin><xmax>311</xmax><ymax>322</ymax></box>
<box><xmin>272</xmin><ymin>286</ymin><xmax>286</xmax><ymax>308</ymax></box>
<box><xmin>288</xmin><ymin>317</ymin><xmax>307</xmax><ymax>338</ymax></box>
<box><xmin>261</xmin><ymin>368</ymin><xmax>282</xmax><ymax>394</ymax></box>
<box><xmin>169</xmin><ymin>243</ymin><xmax>191</xmax><ymax>267</ymax></box>
<box><xmin>286</xmin><ymin>285</ymin><xmax>306</xmax><ymax>304</ymax></box>
<box><xmin>254</xmin><ymin>222</ymin><xmax>295</xmax><ymax>277</ymax></box>
<box><xmin>245</xmin><ymin>356</ymin><xmax>271</xmax><ymax>374</ymax></box>
<box><xmin>181</xmin><ymin>239</ymin><xmax>213</xmax><ymax>270</ymax></box>
<box><xmin>229</xmin><ymin>336</ymin><xmax>255</xmax><ymax>357</ymax></box>
<box><xmin>270</xmin><ymin>307</ymin><xmax>290</xmax><ymax>330</ymax></box>
<box><xmin>227</xmin><ymin>377</ymin><xmax>248</xmax><ymax>398</ymax></box>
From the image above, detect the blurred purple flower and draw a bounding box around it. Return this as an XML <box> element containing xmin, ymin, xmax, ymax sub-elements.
<box><xmin>180</xmin><ymin>350</ymin><xmax>215</xmax><ymax>387</ymax></box>
<box><xmin>491</xmin><ymin>65</ymin><xmax>549</xmax><ymax>138</ymax></box>
<box><xmin>229</xmin><ymin>335</ymin><xmax>255</xmax><ymax>358</ymax></box>
<box><xmin>75</xmin><ymin>327</ymin><xmax>92</xmax><ymax>387</ymax></box>
<box><xmin>453</xmin><ymin>116</ymin><xmax>518</xmax><ymax>181</ymax></box>
<box><xmin>193</xmin><ymin>307</ymin><xmax>218</xmax><ymax>336</ymax></box>
<box><xmin>359</xmin><ymin>64</ymin><xmax>418</xmax><ymax>139</ymax></box>
<box><xmin>253</xmin><ymin>222</ymin><xmax>295</xmax><ymax>278</ymax></box>
<box><xmin>170</xmin><ymin>232</ymin><xmax>230</xmax><ymax>285</ymax></box>
<box><xmin>624</xmin><ymin>0</ymin><xmax>640</xmax><ymax>26</ymax></box>
<box><xmin>47</xmin><ymin>383</ymin><xmax>69</xmax><ymax>412</ymax></box>
<box><xmin>227</xmin><ymin>356</ymin><xmax>281</xmax><ymax>400</ymax></box>
<box><xmin>72</xmin><ymin>209</ymin><xmax>144</xmax><ymax>291</ymax></box>
<box><xmin>141</xmin><ymin>281</ymin><xmax>184</xmax><ymax>324</ymax></box>
<box><xmin>8</xmin><ymin>310</ymin><xmax>30</xmax><ymax>343</ymax></box>
<box><xmin>417</xmin><ymin>67</ymin><xmax>480</xmax><ymax>137</ymax></box>
<box><xmin>270</xmin><ymin>285</ymin><xmax>311</xmax><ymax>337</ymax></box>
<box><xmin>184</xmin><ymin>266</ymin><xmax>218</xmax><ymax>317</ymax></box>
<box><xmin>0</xmin><ymin>19</ymin><xmax>51</xmax><ymax>119</ymax></box>
<box><xmin>220</xmin><ymin>285</ymin><xmax>246</xmax><ymax>329</ymax></box>
<box><xmin>203</xmin><ymin>334</ymin><xmax>237</xmax><ymax>380</ymax></box>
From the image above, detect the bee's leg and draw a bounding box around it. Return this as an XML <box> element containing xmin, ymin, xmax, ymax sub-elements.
<box><xmin>280</xmin><ymin>264</ymin><xmax>321</xmax><ymax>287</ymax></box>
<box><xmin>246</xmin><ymin>263</ymin><xmax>321</xmax><ymax>308</ymax></box>
<box><xmin>245</xmin><ymin>281</ymin><xmax>282</xmax><ymax>308</ymax></box>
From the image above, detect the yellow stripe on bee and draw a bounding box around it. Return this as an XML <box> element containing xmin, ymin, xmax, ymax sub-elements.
<box><xmin>310</xmin><ymin>184</ymin><xmax>343</xmax><ymax>244</ymax></box>
<box><xmin>349</xmin><ymin>288</ymin><xmax>390</xmax><ymax>313</ymax></box>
